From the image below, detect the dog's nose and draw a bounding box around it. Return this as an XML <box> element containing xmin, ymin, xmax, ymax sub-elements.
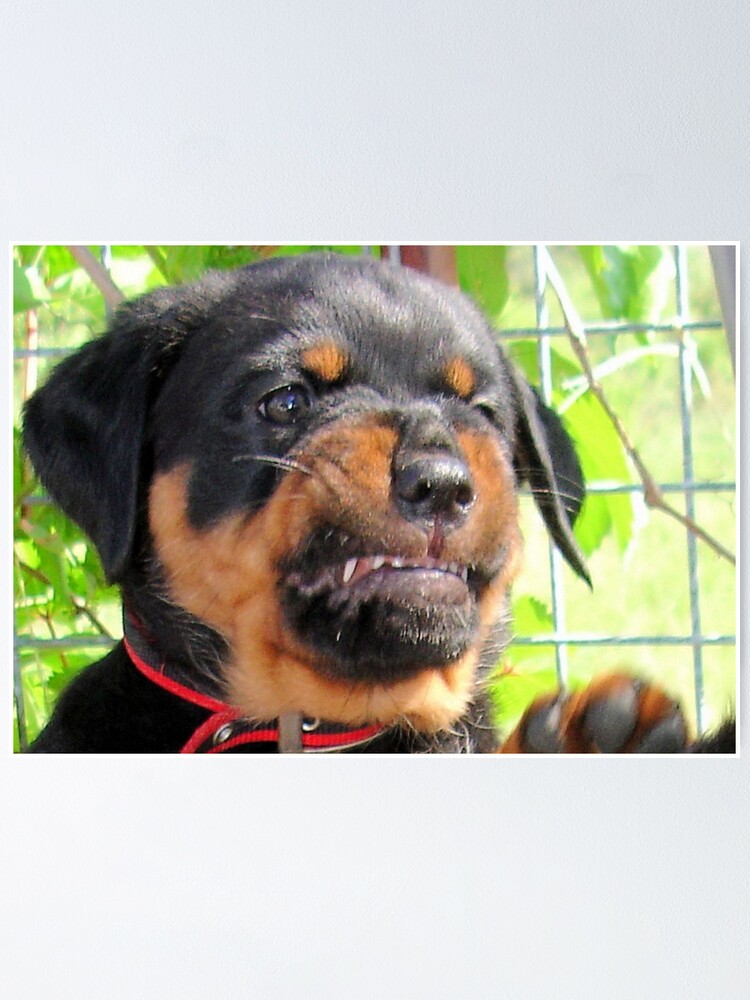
<box><xmin>394</xmin><ymin>452</ymin><xmax>475</xmax><ymax>525</ymax></box>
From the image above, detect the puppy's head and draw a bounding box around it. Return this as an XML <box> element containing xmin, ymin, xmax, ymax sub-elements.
<box><xmin>24</xmin><ymin>253</ymin><xmax>587</xmax><ymax>731</ymax></box>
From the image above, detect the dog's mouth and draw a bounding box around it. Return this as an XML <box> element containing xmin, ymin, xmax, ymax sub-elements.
<box><xmin>288</xmin><ymin>552</ymin><xmax>470</xmax><ymax>599</ymax></box>
<box><xmin>280</xmin><ymin>530</ymin><xmax>484</xmax><ymax>685</ymax></box>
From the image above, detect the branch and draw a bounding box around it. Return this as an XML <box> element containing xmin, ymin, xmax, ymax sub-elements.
<box><xmin>538</xmin><ymin>246</ymin><xmax>735</xmax><ymax>567</ymax></box>
<box><xmin>66</xmin><ymin>245</ymin><xmax>125</xmax><ymax>309</ymax></box>
<box><xmin>16</xmin><ymin>559</ymin><xmax>115</xmax><ymax>639</ymax></box>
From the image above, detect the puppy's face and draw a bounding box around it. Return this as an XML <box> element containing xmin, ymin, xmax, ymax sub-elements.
<box><xmin>24</xmin><ymin>253</ymin><xmax>585</xmax><ymax>734</ymax></box>
<box><xmin>146</xmin><ymin>259</ymin><xmax>523</xmax><ymax>729</ymax></box>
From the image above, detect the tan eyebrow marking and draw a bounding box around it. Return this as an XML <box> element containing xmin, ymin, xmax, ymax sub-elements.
<box><xmin>301</xmin><ymin>340</ymin><xmax>350</xmax><ymax>384</ymax></box>
<box><xmin>443</xmin><ymin>356</ymin><xmax>476</xmax><ymax>399</ymax></box>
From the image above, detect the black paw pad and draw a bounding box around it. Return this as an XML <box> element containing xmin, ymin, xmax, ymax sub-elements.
<box><xmin>634</xmin><ymin>711</ymin><xmax>687</xmax><ymax>753</ymax></box>
<box><xmin>522</xmin><ymin>699</ymin><xmax>564</xmax><ymax>753</ymax></box>
<box><xmin>583</xmin><ymin>683</ymin><xmax>639</xmax><ymax>753</ymax></box>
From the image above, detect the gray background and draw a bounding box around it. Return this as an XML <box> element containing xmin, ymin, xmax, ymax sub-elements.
<box><xmin>2</xmin><ymin>2</ymin><xmax>746</xmax><ymax>996</ymax></box>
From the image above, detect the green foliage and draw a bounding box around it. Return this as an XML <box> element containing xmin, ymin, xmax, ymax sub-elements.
<box><xmin>576</xmin><ymin>245</ymin><xmax>675</xmax><ymax>350</ymax></box>
<box><xmin>506</xmin><ymin>339</ymin><xmax>635</xmax><ymax>559</ymax></box>
<box><xmin>13</xmin><ymin>259</ymin><xmax>51</xmax><ymax>312</ymax></box>
<box><xmin>456</xmin><ymin>246</ymin><xmax>509</xmax><ymax>322</ymax></box>
<box><xmin>13</xmin><ymin>244</ymin><xmax>732</xmax><ymax>745</ymax></box>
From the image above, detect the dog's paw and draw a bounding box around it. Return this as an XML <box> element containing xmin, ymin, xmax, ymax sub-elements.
<box><xmin>500</xmin><ymin>672</ymin><xmax>690</xmax><ymax>753</ymax></box>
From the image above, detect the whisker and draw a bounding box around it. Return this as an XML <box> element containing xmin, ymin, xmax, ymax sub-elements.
<box><xmin>231</xmin><ymin>453</ymin><xmax>314</xmax><ymax>477</ymax></box>
<box><xmin>515</xmin><ymin>468</ymin><xmax>585</xmax><ymax>491</ymax></box>
<box><xmin>519</xmin><ymin>490</ymin><xmax>585</xmax><ymax>515</ymax></box>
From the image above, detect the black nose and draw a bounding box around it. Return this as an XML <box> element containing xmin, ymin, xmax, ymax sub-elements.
<box><xmin>394</xmin><ymin>452</ymin><xmax>475</xmax><ymax>525</ymax></box>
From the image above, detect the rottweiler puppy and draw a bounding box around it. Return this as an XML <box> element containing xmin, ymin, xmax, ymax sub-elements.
<box><xmin>22</xmin><ymin>252</ymin><xmax>734</xmax><ymax>752</ymax></box>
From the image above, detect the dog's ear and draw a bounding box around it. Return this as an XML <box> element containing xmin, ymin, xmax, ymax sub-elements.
<box><xmin>506</xmin><ymin>365</ymin><xmax>591</xmax><ymax>586</ymax></box>
<box><xmin>24</xmin><ymin>331</ymin><xmax>161</xmax><ymax>582</ymax></box>
<box><xmin>22</xmin><ymin>287</ymin><xmax>202</xmax><ymax>582</ymax></box>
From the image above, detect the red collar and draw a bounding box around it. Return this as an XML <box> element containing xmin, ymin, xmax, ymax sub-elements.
<box><xmin>122</xmin><ymin>616</ymin><xmax>387</xmax><ymax>753</ymax></box>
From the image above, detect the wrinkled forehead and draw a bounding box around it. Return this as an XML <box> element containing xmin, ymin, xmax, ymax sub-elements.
<box><xmin>194</xmin><ymin>263</ymin><xmax>508</xmax><ymax>398</ymax></box>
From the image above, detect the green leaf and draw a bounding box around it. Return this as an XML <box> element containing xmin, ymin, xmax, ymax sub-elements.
<box><xmin>563</xmin><ymin>393</ymin><xmax>635</xmax><ymax>555</ymax></box>
<box><xmin>40</xmin><ymin>246</ymin><xmax>80</xmax><ymax>282</ymax></box>
<box><xmin>13</xmin><ymin>260</ymin><xmax>50</xmax><ymax>312</ymax></box>
<box><xmin>15</xmin><ymin>245</ymin><xmax>43</xmax><ymax>266</ymax></box>
<box><xmin>45</xmin><ymin>651</ymin><xmax>97</xmax><ymax>697</ymax></box>
<box><xmin>512</xmin><ymin>595</ymin><xmax>554</xmax><ymax>634</ymax></box>
<box><xmin>505</xmin><ymin>338</ymin><xmax>540</xmax><ymax>384</ymax></box>
<box><xmin>158</xmin><ymin>246</ymin><xmax>212</xmax><ymax>284</ymax></box>
<box><xmin>37</xmin><ymin>546</ymin><xmax>71</xmax><ymax>605</ymax></box>
<box><xmin>577</xmin><ymin>244</ymin><xmax>674</xmax><ymax>327</ymax></box>
<box><xmin>204</xmin><ymin>246</ymin><xmax>265</xmax><ymax>271</ymax></box>
<box><xmin>628</xmin><ymin>245</ymin><xmax>675</xmax><ymax>321</ymax></box>
<box><xmin>456</xmin><ymin>246</ymin><xmax>509</xmax><ymax>322</ymax></box>
<box><xmin>150</xmin><ymin>244</ymin><xmax>276</xmax><ymax>284</ymax></box>
<box><xmin>489</xmin><ymin>664</ymin><xmax>561</xmax><ymax>729</ymax></box>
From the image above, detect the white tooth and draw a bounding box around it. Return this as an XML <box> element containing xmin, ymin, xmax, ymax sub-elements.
<box><xmin>390</xmin><ymin>557</ymin><xmax>404</xmax><ymax>568</ymax></box>
<box><xmin>461</xmin><ymin>567</ymin><xmax>469</xmax><ymax>582</ymax></box>
<box><xmin>372</xmin><ymin>556</ymin><xmax>386</xmax><ymax>570</ymax></box>
<box><xmin>448</xmin><ymin>562</ymin><xmax>458</xmax><ymax>574</ymax></box>
<box><xmin>342</xmin><ymin>558</ymin><xmax>358</xmax><ymax>584</ymax></box>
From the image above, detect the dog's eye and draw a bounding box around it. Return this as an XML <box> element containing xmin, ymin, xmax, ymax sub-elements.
<box><xmin>258</xmin><ymin>384</ymin><xmax>313</xmax><ymax>425</ymax></box>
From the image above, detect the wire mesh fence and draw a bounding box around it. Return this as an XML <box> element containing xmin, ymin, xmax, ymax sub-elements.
<box><xmin>12</xmin><ymin>244</ymin><xmax>737</xmax><ymax>747</ymax></box>
<box><xmin>507</xmin><ymin>244</ymin><xmax>735</xmax><ymax>734</ymax></box>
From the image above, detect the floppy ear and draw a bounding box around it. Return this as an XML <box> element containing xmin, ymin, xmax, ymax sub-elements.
<box><xmin>23</xmin><ymin>329</ymin><xmax>163</xmax><ymax>582</ymax></box>
<box><xmin>506</xmin><ymin>365</ymin><xmax>591</xmax><ymax>586</ymax></box>
<box><xmin>22</xmin><ymin>282</ymin><xmax>209</xmax><ymax>582</ymax></box>
<box><xmin>23</xmin><ymin>271</ymin><xmax>241</xmax><ymax>581</ymax></box>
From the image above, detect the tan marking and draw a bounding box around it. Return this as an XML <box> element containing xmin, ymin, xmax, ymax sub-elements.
<box><xmin>301</xmin><ymin>340</ymin><xmax>349</xmax><ymax>384</ymax></box>
<box><xmin>455</xmin><ymin>430</ymin><xmax>521</xmax><ymax>567</ymax></box>
<box><xmin>148</xmin><ymin>417</ymin><xmax>523</xmax><ymax>733</ymax></box>
<box><xmin>444</xmin><ymin>356</ymin><xmax>476</xmax><ymax>399</ymax></box>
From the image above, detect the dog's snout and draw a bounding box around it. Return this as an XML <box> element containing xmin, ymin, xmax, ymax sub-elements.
<box><xmin>394</xmin><ymin>452</ymin><xmax>475</xmax><ymax>525</ymax></box>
